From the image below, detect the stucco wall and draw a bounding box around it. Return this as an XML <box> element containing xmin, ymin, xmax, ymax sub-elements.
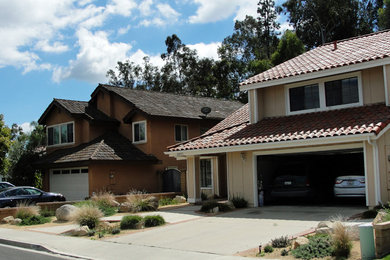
<box><xmin>374</xmin><ymin>131</ymin><xmax>390</xmax><ymax>203</ymax></box>
<box><xmin>88</xmin><ymin>162</ymin><xmax>159</xmax><ymax>195</ymax></box>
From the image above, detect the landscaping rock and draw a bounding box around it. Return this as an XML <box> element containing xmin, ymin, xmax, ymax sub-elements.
<box><xmin>316</xmin><ymin>227</ymin><xmax>332</xmax><ymax>234</ymax></box>
<box><xmin>346</xmin><ymin>224</ymin><xmax>360</xmax><ymax>241</ymax></box>
<box><xmin>225</xmin><ymin>201</ymin><xmax>235</xmax><ymax>209</ymax></box>
<box><xmin>11</xmin><ymin>218</ymin><xmax>22</xmax><ymax>225</ymax></box>
<box><xmin>56</xmin><ymin>204</ymin><xmax>78</xmax><ymax>221</ymax></box>
<box><xmin>111</xmin><ymin>200</ymin><xmax>120</xmax><ymax>207</ymax></box>
<box><xmin>119</xmin><ymin>202</ymin><xmax>132</xmax><ymax>212</ymax></box>
<box><xmin>174</xmin><ymin>195</ymin><xmax>186</xmax><ymax>203</ymax></box>
<box><xmin>293</xmin><ymin>236</ymin><xmax>309</xmax><ymax>249</ymax></box>
<box><xmin>65</xmin><ymin>226</ymin><xmax>90</xmax><ymax>236</ymax></box>
<box><xmin>317</xmin><ymin>221</ymin><xmax>332</xmax><ymax>229</ymax></box>
<box><xmin>373</xmin><ymin>210</ymin><xmax>387</xmax><ymax>224</ymax></box>
<box><xmin>1</xmin><ymin>216</ymin><xmax>14</xmax><ymax>224</ymax></box>
<box><xmin>212</xmin><ymin>206</ymin><xmax>219</xmax><ymax>213</ymax></box>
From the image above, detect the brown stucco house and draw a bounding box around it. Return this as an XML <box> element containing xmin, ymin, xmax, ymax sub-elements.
<box><xmin>36</xmin><ymin>84</ymin><xmax>243</xmax><ymax>200</ymax></box>
<box><xmin>166</xmin><ymin>30</ymin><xmax>390</xmax><ymax>208</ymax></box>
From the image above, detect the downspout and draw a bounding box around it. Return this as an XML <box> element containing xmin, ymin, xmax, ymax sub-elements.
<box><xmin>367</xmin><ymin>136</ymin><xmax>382</xmax><ymax>205</ymax></box>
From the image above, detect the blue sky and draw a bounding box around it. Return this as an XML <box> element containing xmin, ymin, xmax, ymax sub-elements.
<box><xmin>0</xmin><ymin>0</ymin><xmax>289</xmax><ymax>131</ymax></box>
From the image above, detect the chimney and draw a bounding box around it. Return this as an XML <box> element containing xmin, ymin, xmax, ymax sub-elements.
<box><xmin>333</xmin><ymin>40</ymin><xmax>338</xmax><ymax>51</ymax></box>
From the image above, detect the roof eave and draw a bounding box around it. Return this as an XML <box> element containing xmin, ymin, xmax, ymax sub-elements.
<box><xmin>165</xmin><ymin>133</ymin><xmax>376</xmax><ymax>158</ymax></box>
<box><xmin>240</xmin><ymin>56</ymin><xmax>390</xmax><ymax>91</ymax></box>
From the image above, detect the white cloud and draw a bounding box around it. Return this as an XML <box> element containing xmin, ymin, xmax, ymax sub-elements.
<box><xmin>20</xmin><ymin>122</ymin><xmax>34</xmax><ymax>134</ymax></box>
<box><xmin>138</xmin><ymin>2</ymin><xmax>180</xmax><ymax>27</ymax></box>
<box><xmin>0</xmin><ymin>0</ymin><xmax>137</xmax><ymax>73</ymax></box>
<box><xmin>188</xmin><ymin>0</ymin><xmax>258</xmax><ymax>23</ymax></box>
<box><xmin>188</xmin><ymin>42</ymin><xmax>221</xmax><ymax>60</ymax></box>
<box><xmin>118</xmin><ymin>25</ymin><xmax>131</xmax><ymax>35</ymax></box>
<box><xmin>53</xmin><ymin>28</ymin><xmax>132</xmax><ymax>83</ymax></box>
<box><xmin>279</xmin><ymin>21</ymin><xmax>294</xmax><ymax>33</ymax></box>
<box><xmin>35</xmin><ymin>40</ymin><xmax>69</xmax><ymax>53</ymax></box>
<box><xmin>129</xmin><ymin>49</ymin><xmax>164</xmax><ymax>68</ymax></box>
<box><xmin>139</xmin><ymin>0</ymin><xmax>153</xmax><ymax>16</ymax></box>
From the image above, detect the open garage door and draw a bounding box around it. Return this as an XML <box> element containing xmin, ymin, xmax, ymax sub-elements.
<box><xmin>257</xmin><ymin>148</ymin><xmax>365</xmax><ymax>205</ymax></box>
<box><xmin>50</xmin><ymin>168</ymin><xmax>89</xmax><ymax>201</ymax></box>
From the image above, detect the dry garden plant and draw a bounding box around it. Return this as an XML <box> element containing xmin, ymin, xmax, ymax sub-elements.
<box><xmin>72</xmin><ymin>204</ymin><xmax>103</xmax><ymax>229</ymax></box>
<box><xmin>15</xmin><ymin>202</ymin><xmax>50</xmax><ymax>225</ymax></box>
<box><xmin>125</xmin><ymin>190</ymin><xmax>158</xmax><ymax>213</ymax></box>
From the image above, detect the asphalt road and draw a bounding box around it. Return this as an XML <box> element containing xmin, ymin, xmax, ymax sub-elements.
<box><xmin>0</xmin><ymin>244</ymin><xmax>78</xmax><ymax>260</ymax></box>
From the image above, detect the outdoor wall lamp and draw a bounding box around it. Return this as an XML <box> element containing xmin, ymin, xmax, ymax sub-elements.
<box><xmin>240</xmin><ymin>152</ymin><xmax>247</xmax><ymax>161</ymax></box>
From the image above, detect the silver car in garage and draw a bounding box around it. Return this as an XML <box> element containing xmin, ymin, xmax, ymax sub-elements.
<box><xmin>334</xmin><ymin>175</ymin><xmax>365</xmax><ymax>197</ymax></box>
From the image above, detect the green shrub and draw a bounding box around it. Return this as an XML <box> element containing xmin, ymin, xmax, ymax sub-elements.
<box><xmin>73</xmin><ymin>205</ymin><xmax>103</xmax><ymax>229</ymax></box>
<box><xmin>292</xmin><ymin>234</ymin><xmax>333</xmax><ymax>260</ymax></box>
<box><xmin>230</xmin><ymin>196</ymin><xmax>248</xmax><ymax>208</ymax></box>
<box><xmin>120</xmin><ymin>215</ymin><xmax>143</xmax><ymax>230</ymax></box>
<box><xmin>271</xmin><ymin>236</ymin><xmax>291</xmax><ymax>248</ymax></box>
<box><xmin>332</xmin><ymin>222</ymin><xmax>352</xmax><ymax>258</ymax></box>
<box><xmin>159</xmin><ymin>198</ymin><xmax>179</xmax><ymax>206</ymax></box>
<box><xmin>19</xmin><ymin>215</ymin><xmax>50</xmax><ymax>226</ymax></box>
<box><xmin>143</xmin><ymin>215</ymin><xmax>165</xmax><ymax>227</ymax></box>
<box><xmin>111</xmin><ymin>227</ymin><xmax>120</xmax><ymax>235</ymax></box>
<box><xmin>87</xmin><ymin>230</ymin><xmax>96</xmax><ymax>237</ymax></box>
<box><xmin>40</xmin><ymin>208</ymin><xmax>55</xmax><ymax>217</ymax></box>
<box><xmin>264</xmin><ymin>245</ymin><xmax>274</xmax><ymax>253</ymax></box>
<box><xmin>362</xmin><ymin>209</ymin><xmax>378</xmax><ymax>219</ymax></box>
<box><xmin>201</xmin><ymin>192</ymin><xmax>208</xmax><ymax>201</ymax></box>
<box><xmin>281</xmin><ymin>249</ymin><xmax>289</xmax><ymax>256</ymax></box>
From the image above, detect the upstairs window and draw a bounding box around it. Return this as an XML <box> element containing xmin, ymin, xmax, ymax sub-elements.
<box><xmin>286</xmin><ymin>72</ymin><xmax>361</xmax><ymax>114</ymax></box>
<box><xmin>175</xmin><ymin>125</ymin><xmax>188</xmax><ymax>142</ymax></box>
<box><xmin>289</xmin><ymin>84</ymin><xmax>320</xmax><ymax>112</ymax></box>
<box><xmin>132</xmin><ymin>121</ymin><xmax>146</xmax><ymax>143</ymax></box>
<box><xmin>47</xmin><ymin>122</ymin><xmax>74</xmax><ymax>146</ymax></box>
<box><xmin>325</xmin><ymin>77</ymin><xmax>359</xmax><ymax>107</ymax></box>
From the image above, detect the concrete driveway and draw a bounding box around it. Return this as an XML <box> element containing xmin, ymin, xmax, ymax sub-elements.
<box><xmin>106</xmin><ymin>205</ymin><xmax>366</xmax><ymax>256</ymax></box>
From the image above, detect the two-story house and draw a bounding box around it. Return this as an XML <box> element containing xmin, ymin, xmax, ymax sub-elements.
<box><xmin>36</xmin><ymin>84</ymin><xmax>243</xmax><ymax>200</ymax></box>
<box><xmin>167</xmin><ymin>30</ymin><xmax>390</xmax><ymax>208</ymax></box>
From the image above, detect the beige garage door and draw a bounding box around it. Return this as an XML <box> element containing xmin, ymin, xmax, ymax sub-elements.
<box><xmin>50</xmin><ymin>168</ymin><xmax>89</xmax><ymax>201</ymax></box>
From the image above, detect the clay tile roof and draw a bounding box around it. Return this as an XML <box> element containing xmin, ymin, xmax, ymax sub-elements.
<box><xmin>36</xmin><ymin>132</ymin><xmax>158</xmax><ymax>166</ymax></box>
<box><xmin>241</xmin><ymin>30</ymin><xmax>390</xmax><ymax>86</ymax></box>
<box><xmin>97</xmin><ymin>84</ymin><xmax>244</xmax><ymax>120</ymax></box>
<box><xmin>168</xmin><ymin>103</ymin><xmax>390</xmax><ymax>152</ymax></box>
<box><xmin>38</xmin><ymin>99</ymin><xmax>118</xmax><ymax>124</ymax></box>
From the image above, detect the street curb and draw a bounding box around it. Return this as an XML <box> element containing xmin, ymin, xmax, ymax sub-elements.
<box><xmin>0</xmin><ymin>238</ymin><xmax>92</xmax><ymax>259</ymax></box>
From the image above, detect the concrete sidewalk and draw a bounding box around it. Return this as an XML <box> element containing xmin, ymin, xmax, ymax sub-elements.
<box><xmin>0</xmin><ymin>228</ymin><xmax>248</xmax><ymax>260</ymax></box>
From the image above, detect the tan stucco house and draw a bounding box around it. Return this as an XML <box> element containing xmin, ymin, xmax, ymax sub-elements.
<box><xmin>167</xmin><ymin>30</ymin><xmax>390</xmax><ymax>208</ymax></box>
<box><xmin>36</xmin><ymin>84</ymin><xmax>243</xmax><ymax>200</ymax></box>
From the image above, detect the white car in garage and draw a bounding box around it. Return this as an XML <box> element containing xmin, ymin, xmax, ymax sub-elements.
<box><xmin>334</xmin><ymin>175</ymin><xmax>365</xmax><ymax>197</ymax></box>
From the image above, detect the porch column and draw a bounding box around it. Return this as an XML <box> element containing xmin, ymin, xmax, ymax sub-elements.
<box><xmin>186</xmin><ymin>155</ymin><xmax>201</xmax><ymax>203</ymax></box>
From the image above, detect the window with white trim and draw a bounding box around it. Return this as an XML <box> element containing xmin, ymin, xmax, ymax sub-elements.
<box><xmin>175</xmin><ymin>125</ymin><xmax>188</xmax><ymax>142</ymax></box>
<box><xmin>286</xmin><ymin>73</ymin><xmax>362</xmax><ymax>114</ymax></box>
<box><xmin>132</xmin><ymin>121</ymin><xmax>146</xmax><ymax>143</ymax></box>
<box><xmin>47</xmin><ymin>122</ymin><xmax>74</xmax><ymax>146</ymax></box>
<box><xmin>325</xmin><ymin>77</ymin><xmax>359</xmax><ymax>107</ymax></box>
<box><xmin>289</xmin><ymin>84</ymin><xmax>320</xmax><ymax>112</ymax></box>
<box><xmin>200</xmin><ymin>159</ymin><xmax>212</xmax><ymax>188</ymax></box>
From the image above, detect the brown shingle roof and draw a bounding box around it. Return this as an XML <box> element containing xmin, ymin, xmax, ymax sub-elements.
<box><xmin>95</xmin><ymin>84</ymin><xmax>244</xmax><ymax>120</ymax></box>
<box><xmin>38</xmin><ymin>99</ymin><xmax>118</xmax><ymax>124</ymax></box>
<box><xmin>168</xmin><ymin>103</ymin><xmax>390</xmax><ymax>152</ymax></box>
<box><xmin>36</xmin><ymin>132</ymin><xmax>158</xmax><ymax>166</ymax></box>
<box><xmin>241</xmin><ymin>30</ymin><xmax>390</xmax><ymax>86</ymax></box>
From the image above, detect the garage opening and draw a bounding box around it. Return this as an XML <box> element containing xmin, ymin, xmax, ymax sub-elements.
<box><xmin>257</xmin><ymin>148</ymin><xmax>365</xmax><ymax>205</ymax></box>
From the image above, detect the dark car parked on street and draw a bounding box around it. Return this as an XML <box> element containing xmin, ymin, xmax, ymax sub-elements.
<box><xmin>0</xmin><ymin>182</ymin><xmax>15</xmax><ymax>189</ymax></box>
<box><xmin>0</xmin><ymin>187</ymin><xmax>66</xmax><ymax>208</ymax></box>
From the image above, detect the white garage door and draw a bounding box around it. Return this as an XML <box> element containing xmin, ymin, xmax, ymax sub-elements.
<box><xmin>50</xmin><ymin>168</ymin><xmax>89</xmax><ymax>201</ymax></box>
